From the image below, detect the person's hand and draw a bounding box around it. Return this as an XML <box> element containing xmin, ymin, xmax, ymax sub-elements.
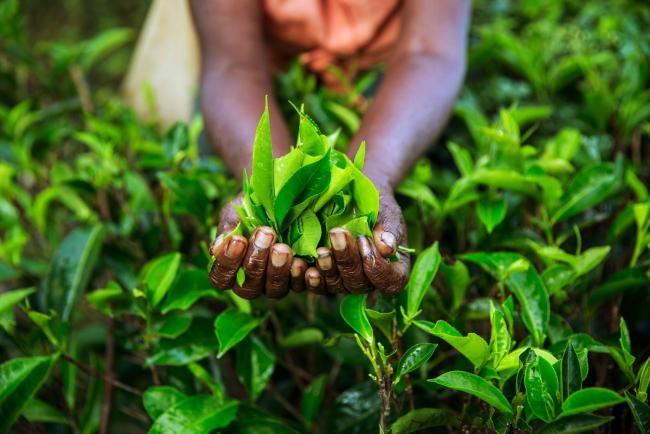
<box><xmin>208</xmin><ymin>193</ymin><xmax>308</xmax><ymax>299</ymax></box>
<box><xmin>305</xmin><ymin>188</ymin><xmax>411</xmax><ymax>295</ymax></box>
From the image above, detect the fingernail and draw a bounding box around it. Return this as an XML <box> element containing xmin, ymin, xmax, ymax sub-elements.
<box><xmin>380</xmin><ymin>231</ymin><xmax>396</xmax><ymax>250</ymax></box>
<box><xmin>211</xmin><ymin>234</ymin><xmax>224</xmax><ymax>256</ymax></box>
<box><xmin>271</xmin><ymin>250</ymin><xmax>288</xmax><ymax>267</ymax></box>
<box><xmin>317</xmin><ymin>252</ymin><xmax>332</xmax><ymax>271</ymax></box>
<box><xmin>254</xmin><ymin>230</ymin><xmax>273</xmax><ymax>248</ymax></box>
<box><xmin>291</xmin><ymin>265</ymin><xmax>302</xmax><ymax>278</ymax></box>
<box><xmin>225</xmin><ymin>238</ymin><xmax>245</xmax><ymax>258</ymax></box>
<box><xmin>331</xmin><ymin>230</ymin><xmax>346</xmax><ymax>251</ymax></box>
<box><xmin>358</xmin><ymin>236</ymin><xmax>372</xmax><ymax>256</ymax></box>
<box><xmin>308</xmin><ymin>275</ymin><xmax>320</xmax><ymax>287</ymax></box>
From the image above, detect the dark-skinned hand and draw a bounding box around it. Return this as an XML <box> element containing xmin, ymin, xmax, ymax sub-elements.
<box><xmin>208</xmin><ymin>188</ymin><xmax>410</xmax><ymax>298</ymax></box>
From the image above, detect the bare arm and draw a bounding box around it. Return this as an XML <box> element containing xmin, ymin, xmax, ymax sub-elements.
<box><xmin>189</xmin><ymin>0</ymin><xmax>292</xmax><ymax>179</ymax></box>
<box><xmin>310</xmin><ymin>0</ymin><xmax>471</xmax><ymax>296</ymax></box>
<box><xmin>350</xmin><ymin>0</ymin><xmax>471</xmax><ymax>191</ymax></box>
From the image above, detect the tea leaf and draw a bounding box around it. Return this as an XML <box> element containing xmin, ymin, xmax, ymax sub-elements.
<box><xmin>477</xmin><ymin>197</ymin><xmax>507</xmax><ymax>233</ymax></box>
<box><xmin>214</xmin><ymin>308</ymin><xmax>264</xmax><ymax>358</ymax></box>
<box><xmin>560</xmin><ymin>388</ymin><xmax>624</xmax><ymax>417</ymax></box>
<box><xmin>626</xmin><ymin>391</ymin><xmax>650</xmax><ymax>433</ymax></box>
<box><xmin>405</xmin><ymin>242</ymin><xmax>441</xmax><ymax>320</ymax></box>
<box><xmin>143</xmin><ymin>386</ymin><xmax>188</xmax><ymax>420</ymax></box>
<box><xmin>394</xmin><ymin>343</ymin><xmax>437</xmax><ymax>384</ymax></box>
<box><xmin>251</xmin><ymin>97</ymin><xmax>275</xmax><ymax>222</ymax></box>
<box><xmin>0</xmin><ymin>355</ymin><xmax>58</xmax><ymax>433</ymax></box>
<box><xmin>391</xmin><ymin>408</ymin><xmax>458</xmax><ymax>434</ymax></box>
<box><xmin>149</xmin><ymin>397</ymin><xmax>238</xmax><ymax>434</ymax></box>
<box><xmin>302</xmin><ymin>374</ymin><xmax>327</xmax><ymax>426</ymax></box>
<box><xmin>430</xmin><ymin>371</ymin><xmax>512</xmax><ymax>414</ymax></box>
<box><xmin>340</xmin><ymin>294</ymin><xmax>373</xmax><ymax>343</ymax></box>
<box><xmin>537</xmin><ymin>414</ymin><xmax>613</xmax><ymax>434</ymax></box>
<box><xmin>236</xmin><ymin>336</ymin><xmax>275</xmax><ymax>400</ymax></box>
<box><xmin>415</xmin><ymin>320</ymin><xmax>489</xmax><ymax>370</ymax></box>
<box><xmin>525</xmin><ymin>355</ymin><xmax>559</xmax><ymax>422</ymax></box>
<box><xmin>562</xmin><ymin>342</ymin><xmax>582</xmax><ymax>401</ymax></box>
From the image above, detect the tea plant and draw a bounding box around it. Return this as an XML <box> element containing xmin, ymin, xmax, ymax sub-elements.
<box><xmin>1</xmin><ymin>0</ymin><xmax>649</xmax><ymax>433</ymax></box>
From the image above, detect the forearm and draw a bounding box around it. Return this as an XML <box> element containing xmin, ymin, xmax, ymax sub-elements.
<box><xmin>191</xmin><ymin>0</ymin><xmax>291</xmax><ymax>180</ymax></box>
<box><xmin>349</xmin><ymin>0</ymin><xmax>471</xmax><ymax>191</ymax></box>
<box><xmin>351</xmin><ymin>53</ymin><xmax>465</xmax><ymax>190</ymax></box>
<box><xmin>200</xmin><ymin>65</ymin><xmax>291</xmax><ymax>179</ymax></box>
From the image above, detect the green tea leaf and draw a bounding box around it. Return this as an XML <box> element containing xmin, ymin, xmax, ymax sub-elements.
<box><xmin>477</xmin><ymin>197</ymin><xmax>507</xmax><ymax>233</ymax></box>
<box><xmin>44</xmin><ymin>224</ymin><xmax>105</xmax><ymax>323</ymax></box>
<box><xmin>0</xmin><ymin>288</ymin><xmax>34</xmax><ymax>314</ymax></box>
<box><xmin>351</xmin><ymin>166</ymin><xmax>379</xmax><ymax>226</ymax></box>
<box><xmin>0</xmin><ymin>355</ymin><xmax>58</xmax><ymax>433</ymax></box>
<box><xmin>619</xmin><ymin>317</ymin><xmax>635</xmax><ymax>367</ymax></box>
<box><xmin>274</xmin><ymin>149</ymin><xmax>331</xmax><ymax>227</ymax></box>
<box><xmin>489</xmin><ymin>301</ymin><xmax>512</xmax><ymax>368</ymax></box>
<box><xmin>155</xmin><ymin>314</ymin><xmax>192</xmax><ymax>339</ymax></box>
<box><xmin>340</xmin><ymin>294</ymin><xmax>373</xmax><ymax>343</ymax></box>
<box><xmin>161</xmin><ymin>269</ymin><xmax>219</xmax><ymax>314</ymax></box>
<box><xmin>291</xmin><ymin>209</ymin><xmax>322</xmax><ymax>257</ymax></box>
<box><xmin>394</xmin><ymin>343</ymin><xmax>437</xmax><ymax>384</ymax></box>
<box><xmin>143</xmin><ymin>386</ymin><xmax>188</xmax><ymax>420</ymax></box>
<box><xmin>551</xmin><ymin>163</ymin><xmax>620</xmax><ymax>223</ymax></box>
<box><xmin>354</xmin><ymin>141</ymin><xmax>366</xmax><ymax>170</ymax></box>
<box><xmin>405</xmin><ymin>242</ymin><xmax>441</xmax><ymax>320</ymax></box>
<box><xmin>560</xmin><ymin>388</ymin><xmax>624</xmax><ymax>417</ymax></box>
<box><xmin>251</xmin><ymin>97</ymin><xmax>275</xmax><ymax>222</ymax></box>
<box><xmin>141</xmin><ymin>253</ymin><xmax>181</xmax><ymax>308</ymax></box>
<box><xmin>525</xmin><ymin>355</ymin><xmax>559</xmax><ymax>422</ymax></box>
<box><xmin>430</xmin><ymin>371</ymin><xmax>512</xmax><ymax>414</ymax></box>
<box><xmin>214</xmin><ymin>308</ymin><xmax>264</xmax><ymax>358</ymax></box>
<box><xmin>236</xmin><ymin>336</ymin><xmax>275</xmax><ymax>400</ymax></box>
<box><xmin>562</xmin><ymin>342</ymin><xmax>582</xmax><ymax>401</ymax></box>
<box><xmin>463</xmin><ymin>253</ymin><xmax>549</xmax><ymax>346</ymax></box>
<box><xmin>281</xmin><ymin>328</ymin><xmax>324</xmax><ymax>348</ymax></box>
<box><xmin>626</xmin><ymin>391</ymin><xmax>650</xmax><ymax>434</ymax></box>
<box><xmin>391</xmin><ymin>408</ymin><xmax>457</xmax><ymax>434</ymax></box>
<box><xmin>301</xmin><ymin>374</ymin><xmax>327</xmax><ymax>426</ymax></box>
<box><xmin>274</xmin><ymin>148</ymin><xmax>305</xmax><ymax>195</ymax></box>
<box><xmin>441</xmin><ymin>260</ymin><xmax>470</xmax><ymax>313</ymax></box>
<box><xmin>21</xmin><ymin>398</ymin><xmax>67</xmax><ymax>425</ymax></box>
<box><xmin>313</xmin><ymin>162</ymin><xmax>354</xmax><ymax>212</ymax></box>
<box><xmin>149</xmin><ymin>397</ymin><xmax>238</xmax><ymax>434</ymax></box>
<box><xmin>415</xmin><ymin>320</ymin><xmax>489</xmax><ymax>370</ymax></box>
<box><xmin>537</xmin><ymin>414</ymin><xmax>613</xmax><ymax>434</ymax></box>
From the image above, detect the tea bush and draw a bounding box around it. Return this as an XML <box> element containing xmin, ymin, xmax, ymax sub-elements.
<box><xmin>1</xmin><ymin>0</ymin><xmax>649</xmax><ymax>433</ymax></box>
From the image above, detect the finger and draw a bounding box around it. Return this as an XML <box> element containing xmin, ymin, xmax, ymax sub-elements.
<box><xmin>217</xmin><ymin>194</ymin><xmax>243</xmax><ymax>235</ymax></box>
<box><xmin>316</xmin><ymin>247</ymin><xmax>345</xmax><ymax>294</ymax></box>
<box><xmin>290</xmin><ymin>258</ymin><xmax>308</xmax><ymax>292</ymax></box>
<box><xmin>358</xmin><ymin>236</ymin><xmax>410</xmax><ymax>295</ymax></box>
<box><xmin>305</xmin><ymin>267</ymin><xmax>326</xmax><ymax>295</ymax></box>
<box><xmin>234</xmin><ymin>226</ymin><xmax>275</xmax><ymax>299</ymax></box>
<box><xmin>329</xmin><ymin>228</ymin><xmax>370</xmax><ymax>293</ymax></box>
<box><xmin>265</xmin><ymin>243</ymin><xmax>293</xmax><ymax>299</ymax></box>
<box><xmin>373</xmin><ymin>193</ymin><xmax>407</xmax><ymax>258</ymax></box>
<box><xmin>209</xmin><ymin>235</ymin><xmax>248</xmax><ymax>290</ymax></box>
<box><xmin>372</xmin><ymin>222</ymin><xmax>398</xmax><ymax>258</ymax></box>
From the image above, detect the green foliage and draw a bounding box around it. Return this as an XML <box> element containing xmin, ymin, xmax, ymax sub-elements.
<box><xmin>1</xmin><ymin>0</ymin><xmax>649</xmax><ymax>432</ymax></box>
<box><xmin>238</xmin><ymin>103</ymin><xmax>378</xmax><ymax>259</ymax></box>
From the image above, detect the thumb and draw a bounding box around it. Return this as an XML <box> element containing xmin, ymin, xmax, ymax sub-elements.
<box><xmin>372</xmin><ymin>193</ymin><xmax>406</xmax><ymax>258</ymax></box>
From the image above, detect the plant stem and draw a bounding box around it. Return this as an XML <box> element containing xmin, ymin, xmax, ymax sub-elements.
<box><xmin>99</xmin><ymin>318</ymin><xmax>115</xmax><ymax>434</ymax></box>
<box><xmin>61</xmin><ymin>352</ymin><xmax>142</xmax><ymax>396</ymax></box>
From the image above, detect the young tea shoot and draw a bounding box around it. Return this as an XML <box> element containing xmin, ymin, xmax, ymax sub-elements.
<box><xmin>230</xmin><ymin>98</ymin><xmax>379</xmax><ymax>260</ymax></box>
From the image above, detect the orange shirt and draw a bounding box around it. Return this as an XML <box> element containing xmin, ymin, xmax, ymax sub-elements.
<box><xmin>263</xmin><ymin>0</ymin><xmax>402</xmax><ymax>80</ymax></box>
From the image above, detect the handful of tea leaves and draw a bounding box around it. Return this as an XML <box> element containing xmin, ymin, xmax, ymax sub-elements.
<box><xmin>230</xmin><ymin>99</ymin><xmax>379</xmax><ymax>260</ymax></box>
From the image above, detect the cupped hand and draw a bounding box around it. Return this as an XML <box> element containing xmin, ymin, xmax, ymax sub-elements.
<box><xmin>306</xmin><ymin>189</ymin><xmax>411</xmax><ymax>295</ymax></box>
<box><xmin>208</xmin><ymin>193</ymin><xmax>307</xmax><ymax>299</ymax></box>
